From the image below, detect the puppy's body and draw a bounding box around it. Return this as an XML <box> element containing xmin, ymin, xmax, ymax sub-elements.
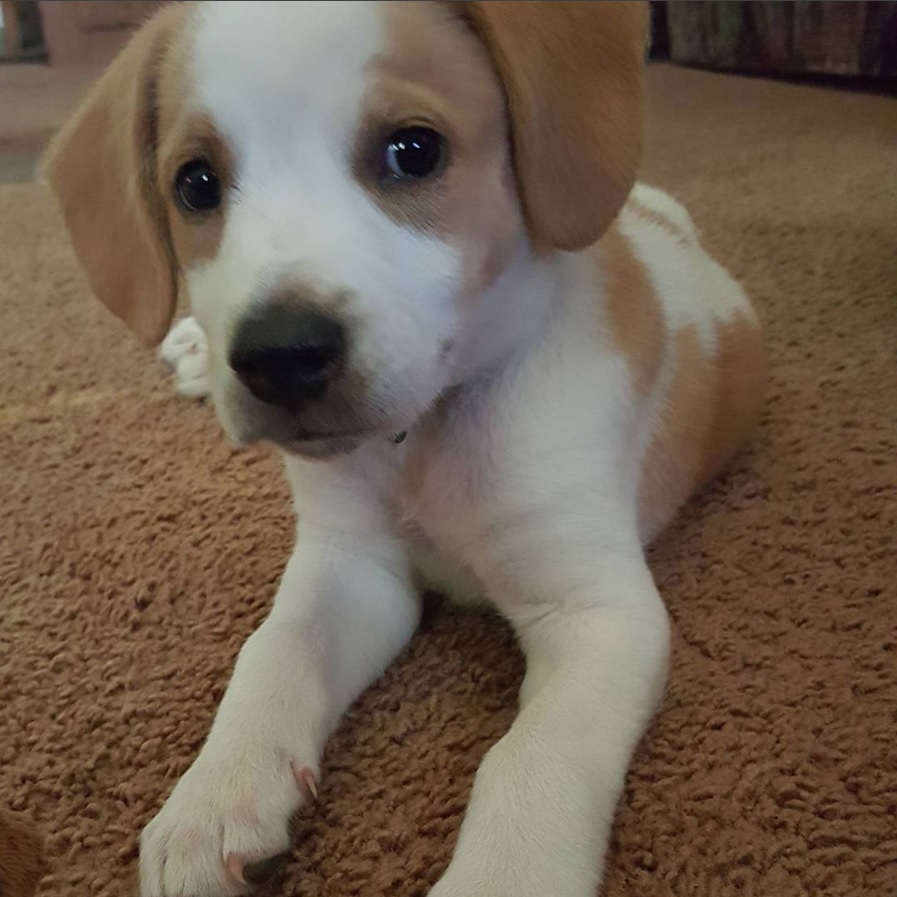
<box><xmin>404</xmin><ymin>189</ymin><xmax>763</xmax><ymax>600</ymax></box>
<box><xmin>44</xmin><ymin>3</ymin><xmax>766</xmax><ymax>896</ymax></box>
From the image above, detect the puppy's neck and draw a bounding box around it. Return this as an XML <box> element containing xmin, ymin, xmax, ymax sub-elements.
<box><xmin>450</xmin><ymin>240</ymin><xmax>572</xmax><ymax>388</ymax></box>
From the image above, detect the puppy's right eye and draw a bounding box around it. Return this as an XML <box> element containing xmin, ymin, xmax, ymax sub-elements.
<box><xmin>174</xmin><ymin>159</ymin><xmax>221</xmax><ymax>213</ymax></box>
<box><xmin>382</xmin><ymin>126</ymin><xmax>444</xmax><ymax>182</ymax></box>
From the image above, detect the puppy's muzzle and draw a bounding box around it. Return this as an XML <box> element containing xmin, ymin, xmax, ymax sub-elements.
<box><xmin>229</xmin><ymin>304</ymin><xmax>346</xmax><ymax>411</ymax></box>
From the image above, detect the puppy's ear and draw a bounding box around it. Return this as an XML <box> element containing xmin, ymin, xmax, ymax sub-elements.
<box><xmin>460</xmin><ymin>1</ymin><xmax>648</xmax><ymax>251</ymax></box>
<box><xmin>41</xmin><ymin>5</ymin><xmax>185</xmax><ymax>346</ymax></box>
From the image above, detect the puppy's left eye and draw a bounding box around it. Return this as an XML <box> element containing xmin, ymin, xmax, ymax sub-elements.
<box><xmin>383</xmin><ymin>126</ymin><xmax>444</xmax><ymax>181</ymax></box>
<box><xmin>174</xmin><ymin>159</ymin><xmax>221</xmax><ymax>213</ymax></box>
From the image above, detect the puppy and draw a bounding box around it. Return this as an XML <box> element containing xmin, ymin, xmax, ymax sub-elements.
<box><xmin>43</xmin><ymin>2</ymin><xmax>766</xmax><ymax>895</ymax></box>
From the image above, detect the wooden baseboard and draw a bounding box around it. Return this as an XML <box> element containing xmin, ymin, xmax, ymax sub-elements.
<box><xmin>665</xmin><ymin>0</ymin><xmax>897</xmax><ymax>79</ymax></box>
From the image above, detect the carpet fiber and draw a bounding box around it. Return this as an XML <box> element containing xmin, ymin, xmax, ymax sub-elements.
<box><xmin>1</xmin><ymin>62</ymin><xmax>895</xmax><ymax>897</ymax></box>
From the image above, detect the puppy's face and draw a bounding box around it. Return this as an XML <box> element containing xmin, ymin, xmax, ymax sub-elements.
<box><xmin>166</xmin><ymin>1</ymin><xmax>520</xmax><ymax>456</ymax></box>
<box><xmin>45</xmin><ymin>1</ymin><xmax>648</xmax><ymax>459</ymax></box>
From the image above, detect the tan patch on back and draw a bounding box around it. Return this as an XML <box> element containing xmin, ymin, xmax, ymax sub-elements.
<box><xmin>596</xmin><ymin>225</ymin><xmax>666</xmax><ymax>397</ymax></box>
<box><xmin>639</xmin><ymin>312</ymin><xmax>767</xmax><ymax>535</ymax></box>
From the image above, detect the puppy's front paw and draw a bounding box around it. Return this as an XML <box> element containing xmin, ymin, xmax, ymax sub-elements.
<box><xmin>159</xmin><ymin>316</ymin><xmax>210</xmax><ymax>400</ymax></box>
<box><xmin>139</xmin><ymin>751</ymin><xmax>316</xmax><ymax>897</ymax></box>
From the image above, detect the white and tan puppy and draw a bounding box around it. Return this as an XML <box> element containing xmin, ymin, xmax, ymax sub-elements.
<box><xmin>43</xmin><ymin>2</ymin><xmax>766</xmax><ymax>895</ymax></box>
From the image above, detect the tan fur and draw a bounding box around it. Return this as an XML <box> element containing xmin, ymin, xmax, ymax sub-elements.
<box><xmin>639</xmin><ymin>314</ymin><xmax>767</xmax><ymax>532</ymax></box>
<box><xmin>703</xmin><ymin>314</ymin><xmax>768</xmax><ymax>484</ymax></box>
<box><xmin>0</xmin><ymin>809</ymin><xmax>45</xmax><ymax>897</ymax></box>
<box><xmin>596</xmin><ymin>225</ymin><xmax>665</xmax><ymax>397</ymax></box>
<box><xmin>358</xmin><ymin>2</ymin><xmax>520</xmax><ymax>297</ymax></box>
<box><xmin>160</xmin><ymin>114</ymin><xmax>232</xmax><ymax>272</ymax></box>
<box><xmin>41</xmin><ymin>3</ymin><xmax>194</xmax><ymax>346</ymax></box>
<box><xmin>457</xmin><ymin>1</ymin><xmax>649</xmax><ymax>251</ymax></box>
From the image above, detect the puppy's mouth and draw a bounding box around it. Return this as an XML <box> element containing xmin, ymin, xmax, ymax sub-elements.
<box><xmin>280</xmin><ymin>429</ymin><xmax>368</xmax><ymax>459</ymax></box>
<box><xmin>280</xmin><ymin>426</ymin><xmax>408</xmax><ymax>460</ymax></box>
<box><xmin>220</xmin><ymin>359</ymin><xmax>423</xmax><ymax>459</ymax></box>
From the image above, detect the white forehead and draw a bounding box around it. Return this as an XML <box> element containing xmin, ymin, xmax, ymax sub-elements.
<box><xmin>191</xmin><ymin>0</ymin><xmax>384</xmax><ymax>151</ymax></box>
<box><xmin>183</xmin><ymin>0</ymin><xmax>460</xmax><ymax>352</ymax></box>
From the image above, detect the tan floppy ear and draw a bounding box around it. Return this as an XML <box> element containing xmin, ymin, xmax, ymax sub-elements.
<box><xmin>40</xmin><ymin>5</ymin><xmax>185</xmax><ymax>346</ymax></box>
<box><xmin>459</xmin><ymin>1</ymin><xmax>649</xmax><ymax>252</ymax></box>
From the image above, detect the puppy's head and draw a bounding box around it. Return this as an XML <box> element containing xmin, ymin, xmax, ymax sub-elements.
<box><xmin>44</xmin><ymin>1</ymin><xmax>647</xmax><ymax>458</ymax></box>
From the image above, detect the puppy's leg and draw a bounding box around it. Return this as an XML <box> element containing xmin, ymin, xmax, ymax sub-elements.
<box><xmin>158</xmin><ymin>316</ymin><xmax>210</xmax><ymax>399</ymax></box>
<box><xmin>430</xmin><ymin>536</ymin><xmax>669</xmax><ymax>897</ymax></box>
<box><xmin>140</xmin><ymin>463</ymin><xmax>419</xmax><ymax>897</ymax></box>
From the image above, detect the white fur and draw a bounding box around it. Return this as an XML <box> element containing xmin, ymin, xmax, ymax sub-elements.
<box><xmin>159</xmin><ymin>316</ymin><xmax>210</xmax><ymax>399</ymax></box>
<box><xmin>138</xmin><ymin>4</ymin><xmax>754</xmax><ymax>896</ymax></box>
<box><xmin>620</xmin><ymin>196</ymin><xmax>755</xmax><ymax>347</ymax></box>
<box><xmin>141</xmin><ymin>474</ymin><xmax>421</xmax><ymax>895</ymax></box>
<box><xmin>187</xmin><ymin>0</ymin><xmax>461</xmax><ymax>445</ymax></box>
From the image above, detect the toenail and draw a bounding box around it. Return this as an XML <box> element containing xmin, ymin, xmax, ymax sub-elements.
<box><xmin>290</xmin><ymin>761</ymin><xmax>319</xmax><ymax>802</ymax></box>
<box><xmin>225</xmin><ymin>852</ymin><xmax>246</xmax><ymax>885</ymax></box>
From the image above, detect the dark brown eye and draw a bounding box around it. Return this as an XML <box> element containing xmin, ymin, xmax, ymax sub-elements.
<box><xmin>383</xmin><ymin>126</ymin><xmax>444</xmax><ymax>181</ymax></box>
<box><xmin>174</xmin><ymin>159</ymin><xmax>221</xmax><ymax>212</ymax></box>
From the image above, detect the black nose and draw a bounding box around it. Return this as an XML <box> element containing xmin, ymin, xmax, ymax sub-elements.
<box><xmin>229</xmin><ymin>305</ymin><xmax>347</xmax><ymax>409</ymax></box>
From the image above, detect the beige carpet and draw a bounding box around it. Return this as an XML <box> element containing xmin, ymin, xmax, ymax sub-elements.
<box><xmin>1</xmin><ymin>62</ymin><xmax>895</xmax><ymax>896</ymax></box>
